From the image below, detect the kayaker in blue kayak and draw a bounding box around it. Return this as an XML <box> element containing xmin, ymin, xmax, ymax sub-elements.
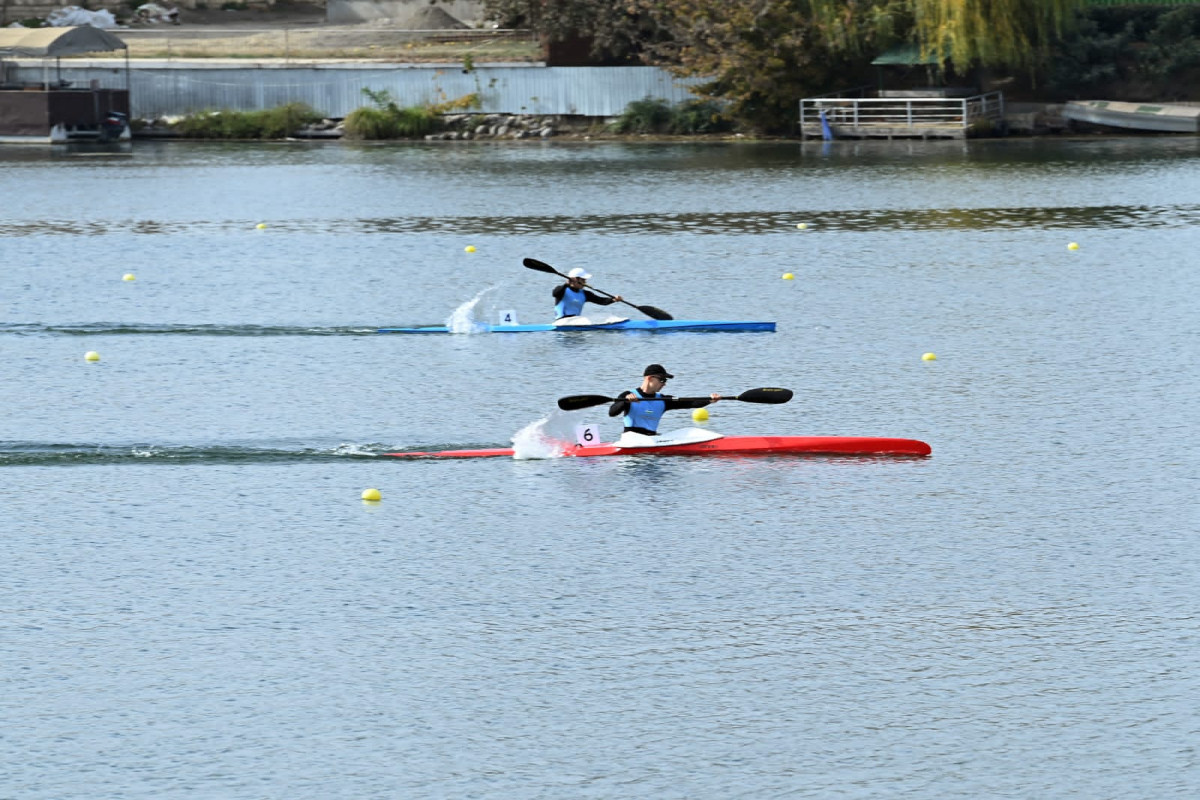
<box><xmin>553</xmin><ymin>268</ymin><xmax>622</xmax><ymax>320</ymax></box>
<box><xmin>608</xmin><ymin>364</ymin><xmax>722</xmax><ymax>436</ymax></box>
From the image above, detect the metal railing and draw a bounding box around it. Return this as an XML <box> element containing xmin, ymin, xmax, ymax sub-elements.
<box><xmin>800</xmin><ymin>88</ymin><xmax>1004</xmax><ymax>134</ymax></box>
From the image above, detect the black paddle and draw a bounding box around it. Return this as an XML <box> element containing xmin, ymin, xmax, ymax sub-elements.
<box><xmin>523</xmin><ymin>257</ymin><xmax>674</xmax><ymax>321</ymax></box>
<box><xmin>557</xmin><ymin>387</ymin><xmax>793</xmax><ymax>412</ymax></box>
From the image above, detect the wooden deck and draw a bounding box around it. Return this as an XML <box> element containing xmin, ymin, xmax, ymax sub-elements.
<box><xmin>800</xmin><ymin>88</ymin><xmax>1005</xmax><ymax>140</ymax></box>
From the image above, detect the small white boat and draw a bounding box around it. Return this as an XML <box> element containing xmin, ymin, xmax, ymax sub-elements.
<box><xmin>1064</xmin><ymin>100</ymin><xmax>1200</xmax><ymax>133</ymax></box>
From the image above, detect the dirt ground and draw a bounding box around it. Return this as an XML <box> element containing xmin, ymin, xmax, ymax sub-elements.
<box><xmin>120</xmin><ymin>3</ymin><xmax>538</xmax><ymax>62</ymax></box>
<box><xmin>154</xmin><ymin>3</ymin><xmax>328</xmax><ymax>28</ymax></box>
<box><xmin>158</xmin><ymin>1</ymin><xmax>472</xmax><ymax>29</ymax></box>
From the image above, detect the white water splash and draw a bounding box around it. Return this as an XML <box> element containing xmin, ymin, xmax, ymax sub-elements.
<box><xmin>444</xmin><ymin>287</ymin><xmax>497</xmax><ymax>334</ymax></box>
<box><xmin>510</xmin><ymin>416</ymin><xmax>568</xmax><ymax>460</ymax></box>
<box><xmin>332</xmin><ymin>443</ymin><xmax>378</xmax><ymax>456</ymax></box>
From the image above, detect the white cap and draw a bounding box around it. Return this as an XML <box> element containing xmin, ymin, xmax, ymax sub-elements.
<box><xmin>567</xmin><ymin>267</ymin><xmax>592</xmax><ymax>280</ymax></box>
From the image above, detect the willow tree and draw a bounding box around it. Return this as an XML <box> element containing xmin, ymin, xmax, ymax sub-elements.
<box><xmin>646</xmin><ymin>0</ymin><xmax>1085</xmax><ymax>129</ymax></box>
<box><xmin>481</xmin><ymin>0</ymin><xmax>1085</xmax><ymax>131</ymax></box>
<box><xmin>909</xmin><ymin>0</ymin><xmax>1084</xmax><ymax>75</ymax></box>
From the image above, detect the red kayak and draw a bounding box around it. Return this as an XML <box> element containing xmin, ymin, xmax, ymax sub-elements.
<box><xmin>386</xmin><ymin>429</ymin><xmax>931</xmax><ymax>459</ymax></box>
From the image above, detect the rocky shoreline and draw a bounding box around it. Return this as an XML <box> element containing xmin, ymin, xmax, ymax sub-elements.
<box><xmin>137</xmin><ymin>113</ymin><xmax>631</xmax><ymax>141</ymax></box>
<box><xmin>134</xmin><ymin>105</ymin><xmax>1072</xmax><ymax>141</ymax></box>
<box><xmin>288</xmin><ymin>113</ymin><xmax>601</xmax><ymax>141</ymax></box>
<box><xmin>421</xmin><ymin>113</ymin><xmax>599</xmax><ymax>140</ymax></box>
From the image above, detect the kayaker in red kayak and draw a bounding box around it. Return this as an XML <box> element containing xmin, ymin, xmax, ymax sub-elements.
<box><xmin>553</xmin><ymin>268</ymin><xmax>622</xmax><ymax>320</ymax></box>
<box><xmin>609</xmin><ymin>364</ymin><xmax>722</xmax><ymax>436</ymax></box>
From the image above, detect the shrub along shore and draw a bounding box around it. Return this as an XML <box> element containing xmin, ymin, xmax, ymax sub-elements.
<box><xmin>137</xmin><ymin>97</ymin><xmax>741</xmax><ymax>141</ymax></box>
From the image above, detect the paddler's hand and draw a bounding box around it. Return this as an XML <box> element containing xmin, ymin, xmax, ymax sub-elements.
<box><xmin>710</xmin><ymin>393</ymin><xmax>722</xmax><ymax>402</ymax></box>
<box><xmin>612</xmin><ymin>295</ymin><xmax>623</xmax><ymax>302</ymax></box>
<box><xmin>625</xmin><ymin>393</ymin><xmax>638</xmax><ymax>401</ymax></box>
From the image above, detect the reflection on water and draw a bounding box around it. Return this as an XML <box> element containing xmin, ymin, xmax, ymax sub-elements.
<box><xmin>2</xmin><ymin>203</ymin><xmax>1197</xmax><ymax>238</ymax></box>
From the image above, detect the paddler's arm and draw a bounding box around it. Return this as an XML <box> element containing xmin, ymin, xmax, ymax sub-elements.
<box><xmin>663</xmin><ymin>394</ymin><xmax>722</xmax><ymax>410</ymax></box>
<box><xmin>551</xmin><ymin>284</ymin><xmax>568</xmax><ymax>301</ymax></box>
<box><xmin>584</xmin><ymin>290</ymin><xmax>621</xmax><ymax>305</ymax></box>
<box><xmin>608</xmin><ymin>390</ymin><xmax>637</xmax><ymax>417</ymax></box>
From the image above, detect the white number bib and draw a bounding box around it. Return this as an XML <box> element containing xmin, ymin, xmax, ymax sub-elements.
<box><xmin>574</xmin><ymin>423</ymin><xmax>599</xmax><ymax>446</ymax></box>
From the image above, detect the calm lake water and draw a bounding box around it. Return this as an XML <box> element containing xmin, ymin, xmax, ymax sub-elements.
<box><xmin>2</xmin><ymin>137</ymin><xmax>1198</xmax><ymax>799</ymax></box>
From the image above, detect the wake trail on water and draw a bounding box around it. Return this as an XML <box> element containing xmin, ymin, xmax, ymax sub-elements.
<box><xmin>1</xmin><ymin>414</ymin><xmax>600</xmax><ymax>466</ymax></box>
<box><xmin>1</xmin><ymin>438</ymin><xmax>579</xmax><ymax>465</ymax></box>
<box><xmin>0</xmin><ymin>441</ymin><xmax>391</xmax><ymax>466</ymax></box>
<box><xmin>0</xmin><ymin>322</ymin><xmax>380</xmax><ymax>337</ymax></box>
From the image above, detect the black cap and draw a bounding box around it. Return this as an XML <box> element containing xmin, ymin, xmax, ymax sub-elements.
<box><xmin>643</xmin><ymin>364</ymin><xmax>674</xmax><ymax>379</ymax></box>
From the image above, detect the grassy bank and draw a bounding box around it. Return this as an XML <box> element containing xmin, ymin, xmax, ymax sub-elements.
<box><xmin>109</xmin><ymin>28</ymin><xmax>540</xmax><ymax>62</ymax></box>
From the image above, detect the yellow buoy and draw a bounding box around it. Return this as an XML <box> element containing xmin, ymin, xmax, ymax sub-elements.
<box><xmin>796</xmin><ymin>222</ymin><xmax>808</xmax><ymax>230</ymax></box>
<box><xmin>84</xmin><ymin>351</ymin><xmax>101</xmax><ymax>361</ymax></box>
<box><xmin>122</xmin><ymin>273</ymin><xmax>136</xmax><ymax>282</ymax></box>
<box><xmin>361</xmin><ymin>488</ymin><xmax>381</xmax><ymax>501</ymax></box>
<box><xmin>1067</xmin><ymin>242</ymin><xmax>1079</xmax><ymax>251</ymax></box>
<box><xmin>692</xmin><ymin>407</ymin><xmax>709</xmax><ymax>422</ymax></box>
<box><xmin>782</xmin><ymin>273</ymin><xmax>795</xmax><ymax>280</ymax></box>
<box><xmin>256</xmin><ymin>223</ymin><xmax>267</xmax><ymax>230</ymax></box>
<box><xmin>464</xmin><ymin>245</ymin><xmax>476</xmax><ymax>253</ymax></box>
<box><xmin>922</xmin><ymin>352</ymin><xmax>937</xmax><ymax>361</ymax></box>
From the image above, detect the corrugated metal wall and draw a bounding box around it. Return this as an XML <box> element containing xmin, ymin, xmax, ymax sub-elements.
<box><xmin>10</xmin><ymin>61</ymin><xmax>703</xmax><ymax>119</ymax></box>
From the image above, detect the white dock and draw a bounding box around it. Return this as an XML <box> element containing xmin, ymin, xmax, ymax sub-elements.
<box><xmin>800</xmin><ymin>87</ymin><xmax>1005</xmax><ymax>140</ymax></box>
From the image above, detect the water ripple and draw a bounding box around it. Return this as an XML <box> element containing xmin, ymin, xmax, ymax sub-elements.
<box><xmin>2</xmin><ymin>204</ymin><xmax>1197</xmax><ymax>237</ymax></box>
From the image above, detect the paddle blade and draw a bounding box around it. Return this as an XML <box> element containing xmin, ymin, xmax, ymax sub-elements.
<box><xmin>735</xmin><ymin>387</ymin><xmax>793</xmax><ymax>404</ymax></box>
<box><xmin>557</xmin><ymin>394</ymin><xmax>615</xmax><ymax>411</ymax></box>
<box><xmin>523</xmin><ymin>257</ymin><xmax>561</xmax><ymax>276</ymax></box>
<box><xmin>637</xmin><ymin>305</ymin><xmax>674</xmax><ymax>321</ymax></box>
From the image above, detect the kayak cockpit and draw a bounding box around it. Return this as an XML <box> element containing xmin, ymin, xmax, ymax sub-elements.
<box><xmin>551</xmin><ymin>315</ymin><xmax>630</xmax><ymax>328</ymax></box>
<box><xmin>609</xmin><ymin>427</ymin><xmax>724</xmax><ymax>449</ymax></box>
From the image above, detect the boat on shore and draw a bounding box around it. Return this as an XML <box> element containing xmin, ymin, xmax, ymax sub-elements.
<box><xmin>1063</xmin><ymin>99</ymin><xmax>1200</xmax><ymax>133</ymax></box>
<box><xmin>386</xmin><ymin>427</ymin><xmax>931</xmax><ymax>459</ymax></box>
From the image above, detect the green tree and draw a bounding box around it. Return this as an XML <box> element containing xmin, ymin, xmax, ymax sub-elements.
<box><xmin>647</xmin><ymin>0</ymin><xmax>900</xmax><ymax>133</ymax></box>
<box><xmin>481</xmin><ymin>0</ymin><xmax>672</xmax><ymax>62</ymax></box>
<box><xmin>484</xmin><ymin>0</ymin><xmax>1085</xmax><ymax>132</ymax></box>
<box><xmin>1047</xmin><ymin>6</ymin><xmax>1200</xmax><ymax>100</ymax></box>
<box><xmin>909</xmin><ymin>0</ymin><xmax>1083</xmax><ymax>75</ymax></box>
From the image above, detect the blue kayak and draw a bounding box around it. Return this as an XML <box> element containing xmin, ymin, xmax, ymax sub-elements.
<box><xmin>378</xmin><ymin>319</ymin><xmax>776</xmax><ymax>334</ymax></box>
